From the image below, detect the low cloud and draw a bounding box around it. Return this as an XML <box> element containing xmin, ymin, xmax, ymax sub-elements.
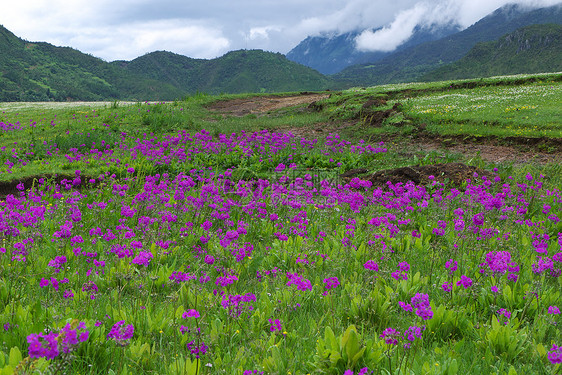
<box><xmin>245</xmin><ymin>26</ymin><xmax>282</xmax><ymax>41</ymax></box>
<box><xmin>2</xmin><ymin>0</ymin><xmax>561</xmax><ymax>60</ymax></box>
<box><xmin>355</xmin><ymin>3</ymin><xmax>432</xmax><ymax>52</ymax></box>
<box><xmin>66</xmin><ymin>21</ymin><xmax>230</xmax><ymax>61</ymax></box>
<box><xmin>354</xmin><ymin>0</ymin><xmax>561</xmax><ymax>53</ymax></box>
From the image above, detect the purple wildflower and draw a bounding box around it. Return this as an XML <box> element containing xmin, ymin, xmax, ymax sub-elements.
<box><xmin>27</xmin><ymin>332</ymin><xmax>59</xmax><ymax>359</ymax></box>
<box><xmin>380</xmin><ymin>327</ymin><xmax>401</xmax><ymax>345</ymax></box>
<box><xmin>107</xmin><ymin>321</ymin><xmax>134</xmax><ymax>346</ymax></box>
<box><xmin>457</xmin><ymin>275</ymin><xmax>472</xmax><ymax>288</ymax></box>
<box><xmin>548</xmin><ymin>344</ymin><xmax>562</xmax><ymax>364</ymax></box>
<box><xmin>548</xmin><ymin>306</ymin><xmax>560</xmax><ymax>315</ymax></box>
<box><xmin>182</xmin><ymin>309</ymin><xmax>200</xmax><ymax>319</ymax></box>
<box><xmin>268</xmin><ymin>318</ymin><xmax>282</xmax><ymax>332</ymax></box>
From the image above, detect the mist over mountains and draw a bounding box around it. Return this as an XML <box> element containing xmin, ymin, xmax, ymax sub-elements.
<box><xmin>288</xmin><ymin>2</ymin><xmax>562</xmax><ymax>76</ymax></box>
<box><xmin>286</xmin><ymin>23</ymin><xmax>461</xmax><ymax>75</ymax></box>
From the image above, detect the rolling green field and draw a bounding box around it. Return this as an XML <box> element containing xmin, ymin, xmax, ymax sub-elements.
<box><xmin>0</xmin><ymin>73</ymin><xmax>561</xmax><ymax>375</ymax></box>
<box><xmin>314</xmin><ymin>72</ymin><xmax>562</xmax><ymax>140</ymax></box>
<box><xmin>405</xmin><ymin>82</ymin><xmax>562</xmax><ymax>138</ymax></box>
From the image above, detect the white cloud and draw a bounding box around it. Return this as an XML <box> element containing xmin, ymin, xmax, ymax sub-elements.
<box><xmin>355</xmin><ymin>3</ymin><xmax>430</xmax><ymax>52</ymax></box>
<box><xmin>1</xmin><ymin>0</ymin><xmax>561</xmax><ymax>60</ymax></box>
<box><xmin>354</xmin><ymin>0</ymin><xmax>562</xmax><ymax>52</ymax></box>
<box><xmin>245</xmin><ymin>26</ymin><xmax>282</xmax><ymax>41</ymax></box>
<box><xmin>118</xmin><ymin>20</ymin><xmax>230</xmax><ymax>60</ymax></box>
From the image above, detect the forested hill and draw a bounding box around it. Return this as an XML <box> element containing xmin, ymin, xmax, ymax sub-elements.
<box><xmin>0</xmin><ymin>25</ymin><xmax>183</xmax><ymax>101</ymax></box>
<box><xmin>0</xmin><ymin>24</ymin><xmax>331</xmax><ymax>102</ymax></box>
<box><xmin>113</xmin><ymin>49</ymin><xmax>331</xmax><ymax>95</ymax></box>
<box><xmin>422</xmin><ymin>24</ymin><xmax>562</xmax><ymax>81</ymax></box>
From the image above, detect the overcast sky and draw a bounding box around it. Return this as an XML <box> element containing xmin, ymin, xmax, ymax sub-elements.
<box><xmin>2</xmin><ymin>0</ymin><xmax>560</xmax><ymax>61</ymax></box>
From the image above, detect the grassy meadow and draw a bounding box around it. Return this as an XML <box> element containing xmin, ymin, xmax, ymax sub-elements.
<box><xmin>0</xmin><ymin>73</ymin><xmax>561</xmax><ymax>375</ymax></box>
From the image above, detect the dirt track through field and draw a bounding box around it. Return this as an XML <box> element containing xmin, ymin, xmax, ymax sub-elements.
<box><xmin>207</xmin><ymin>92</ymin><xmax>329</xmax><ymax>116</ymax></box>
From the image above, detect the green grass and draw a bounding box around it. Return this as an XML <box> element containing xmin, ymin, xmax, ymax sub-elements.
<box><xmin>404</xmin><ymin>81</ymin><xmax>562</xmax><ymax>137</ymax></box>
<box><xmin>310</xmin><ymin>72</ymin><xmax>562</xmax><ymax>141</ymax></box>
<box><xmin>0</xmin><ymin>136</ymin><xmax>560</xmax><ymax>374</ymax></box>
<box><xmin>0</xmin><ymin>74</ymin><xmax>561</xmax><ymax>375</ymax></box>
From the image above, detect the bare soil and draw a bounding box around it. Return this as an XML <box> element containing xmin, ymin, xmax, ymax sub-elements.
<box><xmin>404</xmin><ymin>136</ymin><xmax>562</xmax><ymax>165</ymax></box>
<box><xmin>207</xmin><ymin>92</ymin><xmax>330</xmax><ymax>116</ymax></box>
<box><xmin>341</xmin><ymin>163</ymin><xmax>496</xmax><ymax>188</ymax></box>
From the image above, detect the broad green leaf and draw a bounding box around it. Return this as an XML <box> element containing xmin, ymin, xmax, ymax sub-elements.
<box><xmin>351</xmin><ymin>347</ymin><xmax>366</xmax><ymax>366</ymax></box>
<box><xmin>447</xmin><ymin>359</ymin><xmax>458</xmax><ymax>375</ymax></box>
<box><xmin>536</xmin><ymin>343</ymin><xmax>547</xmax><ymax>357</ymax></box>
<box><xmin>343</xmin><ymin>327</ymin><xmax>361</xmax><ymax>363</ymax></box>
<box><xmin>324</xmin><ymin>326</ymin><xmax>338</xmax><ymax>351</ymax></box>
<box><xmin>8</xmin><ymin>347</ymin><xmax>22</xmax><ymax>368</ymax></box>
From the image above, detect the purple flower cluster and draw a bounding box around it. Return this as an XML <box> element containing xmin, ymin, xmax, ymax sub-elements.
<box><xmin>532</xmin><ymin>256</ymin><xmax>559</xmax><ymax>276</ymax></box>
<box><xmin>457</xmin><ymin>275</ymin><xmax>472</xmax><ymax>289</ymax></box>
<box><xmin>344</xmin><ymin>368</ymin><xmax>371</xmax><ymax>375</ymax></box>
<box><xmin>107</xmin><ymin>321</ymin><xmax>134</xmax><ymax>346</ymax></box>
<box><xmin>27</xmin><ymin>321</ymin><xmax>89</xmax><ymax>359</ymax></box>
<box><xmin>496</xmin><ymin>308</ymin><xmax>512</xmax><ymax>324</ymax></box>
<box><xmin>403</xmin><ymin>325</ymin><xmax>424</xmax><ymax>342</ymax></box>
<box><xmin>380</xmin><ymin>327</ymin><xmax>401</xmax><ymax>345</ymax></box>
<box><xmin>215</xmin><ymin>274</ymin><xmax>239</xmax><ymax>287</ymax></box>
<box><xmin>391</xmin><ymin>261</ymin><xmax>410</xmax><ymax>281</ymax></box>
<box><xmin>364</xmin><ymin>260</ymin><xmax>379</xmax><ymax>271</ymax></box>
<box><xmin>27</xmin><ymin>332</ymin><xmax>59</xmax><ymax>360</ymax></box>
<box><xmin>482</xmin><ymin>251</ymin><xmax>511</xmax><ymax>275</ymax></box>
<box><xmin>548</xmin><ymin>306</ymin><xmax>560</xmax><ymax>315</ymax></box>
<box><xmin>131</xmin><ymin>251</ymin><xmax>153</xmax><ymax>267</ymax></box>
<box><xmin>221</xmin><ymin>293</ymin><xmax>256</xmax><ymax>318</ymax></box>
<box><xmin>169</xmin><ymin>271</ymin><xmax>197</xmax><ymax>283</ymax></box>
<box><xmin>268</xmin><ymin>318</ymin><xmax>282</xmax><ymax>332</ymax></box>
<box><xmin>549</xmin><ymin>344</ymin><xmax>562</xmax><ymax>364</ymax></box>
<box><xmin>442</xmin><ymin>282</ymin><xmax>453</xmax><ymax>292</ymax></box>
<box><xmin>47</xmin><ymin>255</ymin><xmax>67</xmax><ymax>273</ymax></box>
<box><xmin>445</xmin><ymin>259</ymin><xmax>457</xmax><ymax>274</ymax></box>
<box><xmin>286</xmin><ymin>272</ymin><xmax>312</xmax><ymax>291</ymax></box>
<box><xmin>182</xmin><ymin>309</ymin><xmax>200</xmax><ymax>319</ymax></box>
<box><xmin>323</xmin><ymin>276</ymin><xmax>340</xmax><ymax>290</ymax></box>
<box><xmin>187</xmin><ymin>340</ymin><xmax>208</xmax><ymax>358</ymax></box>
<box><xmin>411</xmin><ymin>293</ymin><xmax>433</xmax><ymax>320</ymax></box>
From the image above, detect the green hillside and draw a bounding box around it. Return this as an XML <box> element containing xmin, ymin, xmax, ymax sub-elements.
<box><xmin>116</xmin><ymin>49</ymin><xmax>332</xmax><ymax>94</ymax></box>
<box><xmin>0</xmin><ymin>25</ymin><xmax>183</xmax><ymax>101</ymax></box>
<box><xmin>422</xmin><ymin>24</ymin><xmax>562</xmax><ymax>81</ymax></box>
<box><xmin>0</xmin><ymin>23</ymin><xmax>332</xmax><ymax>101</ymax></box>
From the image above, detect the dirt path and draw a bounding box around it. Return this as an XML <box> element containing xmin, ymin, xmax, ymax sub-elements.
<box><xmin>207</xmin><ymin>92</ymin><xmax>329</xmax><ymax>116</ymax></box>
<box><xmin>406</xmin><ymin>138</ymin><xmax>562</xmax><ymax>165</ymax></box>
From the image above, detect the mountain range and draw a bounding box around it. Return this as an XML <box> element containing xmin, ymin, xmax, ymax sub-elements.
<box><xmin>421</xmin><ymin>23</ymin><xmax>562</xmax><ymax>81</ymax></box>
<box><xmin>0</xmin><ymin>27</ymin><xmax>330</xmax><ymax>101</ymax></box>
<box><xmin>0</xmin><ymin>26</ymin><xmax>183</xmax><ymax>101</ymax></box>
<box><xmin>286</xmin><ymin>22</ymin><xmax>461</xmax><ymax>75</ymax></box>
<box><xmin>0</xmin><ymin>2</ymin><xmax>561</xmax><ymax>101</ymax></box>
<box><xmin>113</xmin><ymin>49</ymin><xmax>330</xmax><ymax>95</ymax></box>
<box><xmin>331</xmin><ymin>3</ymin><xmax>562</xmax><ymax>86</ymax></box>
